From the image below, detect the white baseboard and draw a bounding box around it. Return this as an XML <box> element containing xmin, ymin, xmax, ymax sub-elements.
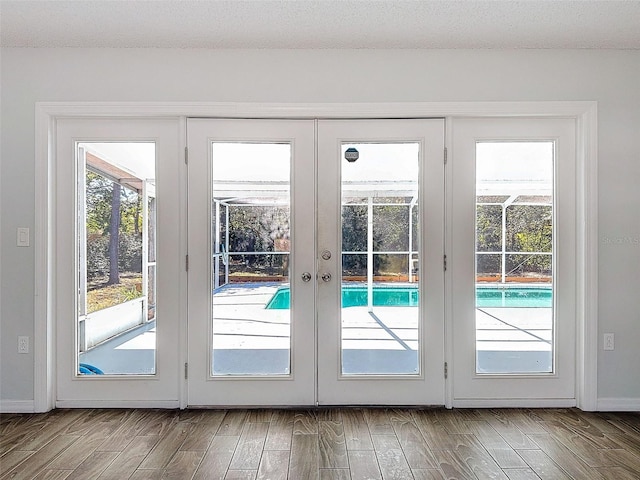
<box><xmin>452</xmin><ymin>398</ymin><xmax>577</xmax><ymax>409</ymax></box>
<box><xmin>597</xmin><ymin>398</ymin><xmax>640</xmax><ymax>412</ymax></box>
<box><xmin>55</xmin><ymin>400</ymin><xmax>180</xmax><ymax>409</ymax></box>
<box><xmin>8</xmin><ymin>397</ymin><xmax>637</xmax><ymax>412</ymax></box>
<box><xmin>0</xmin><ymin>400</ymin><xmax>35</xmax><ymax>413</ymax></box>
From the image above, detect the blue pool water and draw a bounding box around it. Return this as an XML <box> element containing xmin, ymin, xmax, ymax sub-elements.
<box><xmin>265</xmin><ymin>286</ymin><xmax>552</xmax><ymax>309</ymax></box>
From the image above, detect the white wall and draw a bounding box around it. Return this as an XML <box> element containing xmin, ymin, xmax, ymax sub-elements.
<box><xmin>1</xmin><ymin>48</ymin><xmax>639</xmax><ymax>406</ymax></box>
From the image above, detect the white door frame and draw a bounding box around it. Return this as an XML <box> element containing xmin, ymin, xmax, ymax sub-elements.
<box><xmin>34</xmin><ymin>101</ymin><xmax>598</xmax><ymax>411</ymax></box>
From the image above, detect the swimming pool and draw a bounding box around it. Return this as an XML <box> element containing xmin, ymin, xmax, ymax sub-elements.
<box><xmin>265</xmin><ymin>285</ymin><xmax>552</xmax><ymax>309</ymax></box>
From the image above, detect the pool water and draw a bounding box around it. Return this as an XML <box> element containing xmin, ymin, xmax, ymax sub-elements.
<box><xmin>476</xmin><ymin>288</ymin><xmax>552</xmax><ymax>308</ymax></box>
<box><xmin>265</xmin><ymin>286</ymin><xmax>552</xmax><ymax>309</ymax></box>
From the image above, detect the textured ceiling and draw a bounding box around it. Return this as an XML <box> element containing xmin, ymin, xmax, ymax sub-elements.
<box><xmin>1</xmin><ymin>0</ymin><xmax>639</xmax><ymax>49</ymax></box>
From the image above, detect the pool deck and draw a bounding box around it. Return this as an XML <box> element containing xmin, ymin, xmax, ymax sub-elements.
<box><xmin>80</xmin><ymin>282</ymin><xmax>552</xmax><ymax>375</ymax></box>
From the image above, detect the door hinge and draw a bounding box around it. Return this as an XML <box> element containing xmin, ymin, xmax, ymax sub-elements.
<box><xmin>444</xmin><ymin>147</ymin><xmax>448</xmax><ymax>165</ymax></box>
<box><xmin>184</xmin><ymin>146</ymin><xmax>189</xmax><ymax>164</ymax></box>
<box><xmin>184</xmin><ymin>362</ymin><xmax>188</xmax><ymax>379</ymax></box>
<box><xmin>444</xmin><ymin>362</ymin><xmax>448</xmax><ymax>379</ymax></box>
<box><xmin>443</xmin><ymin>254</ymin><xmax>447</xmax><ymax>272</ymax></box>
<box><xmin>186</xmin><ymin>254</ymin><xmax>189</xmax><ymax>271</ymax></box>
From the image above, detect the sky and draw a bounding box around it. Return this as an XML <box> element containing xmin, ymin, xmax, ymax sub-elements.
<box><xmin>78</xmin><ymin>140</ymin><xmax>554</xmax><ymax>194</ymax></box>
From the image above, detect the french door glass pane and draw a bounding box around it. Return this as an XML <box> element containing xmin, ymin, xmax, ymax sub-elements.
<box><xmin>77</xmin><ymin>142</ymin><xmax>156</xmax><ymax>375</ymax></box>
<box><xmin>211</xmin><ymin>143</ymin><xmax>291</xmax><ymax>376</ymax></box>
<box><xmin>475</xmin><ymin>141</ymin><xmax>554</xmax><ymax>374</ymax></box>
<box><xmin>341</xmin><ymin>143</ymin><xmax>420</xmax><ymax>375</ymax></box>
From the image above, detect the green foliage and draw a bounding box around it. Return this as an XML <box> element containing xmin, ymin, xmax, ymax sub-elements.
<box><xmin>117</xmin><ymin>234</ymin><xmax>143</xmax><ymax>272</ymax></box>
<box><xmin>506</xmin><ymin>205</ymin><xmax>552</xmax><ymax>252</ymax></box>
<box><xmin>373</xmin><ymin>205</ymin><xmax>409</xmax><ymax>251</ymax></box>
<box><xmin>342</xmin><ymin>202</ymin><xmax>413</xmax><ymax>276</ymax></box>
<box><xmin>86</xmin><ymin>233</ymin><xmax>142</xmax><ymax>280</ymax></box>
<box><xmin>86</xmin><ymin>171</ymin><xmax>142</xmax><ymax>236</ymax></box>
<box><xmin>342</xmin><ymin>205</ymin><xmax>367</xmax><ymax>252</ymax></box>
<box><xmin>475</xmin><ymin>202</ymin><xmax>552</xmax><ymax>277</ymax></box>
<box><xmin>476</xmin><ymin>205</ymin><xmax>502</xmax><ymax>252</ymax></box>
<box><xmin>506</xmin><ymin>205</ymin><xmax>552</xmax><ymax>275</ymax></box>
<box><xmin>86</xmin><ymin>235</ymin><xmax>110</xmax><ymax>279</ymax></box>
<box><xmin>227</xmin><ymin>205</ymin><xmax>289</xmax><ymax>252</ymax></box>
<box><xmin>224</xmin><ymin>205</ymin><xmax>289</xmax><ymax>274</ymax></box>
<box><xmin>220</xmin><ymin>198</ymin><xmax>554</xmax><ymax>280</ymax></box>
<box><xmin>85</xmin><ymin>170</ymin><xmax>143</xmax><ymax>281</ymax></box>
<box><xmin>223</xmin><ymin>202</ymin><xmax>416</xmax><ymax>277</ymax></box>
<box><xmin>477</xmin><ymin>254</ymin><xmax>501</xmax><ymax>277</ymax></box>
<box><xmin>86</xmin><ymin>275</ymin><xmax>142</xmax><ymax>313</ymax></box>
<box><xmin>85</xmin><ymin>172</ymin><xmax>113</xmax><ymax>234</ymax></box>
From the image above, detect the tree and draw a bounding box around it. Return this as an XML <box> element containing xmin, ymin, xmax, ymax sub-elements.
<box><xmin>107</xmin><ymin>182</ymin><xmax>122</xmax><ymax>285</ymax></box>
<box><xmin>85</xmin><ymin>171</ymin><xmax>143</xmax><ymax>283</ymax></box>
<box><xmin>86</xmin><ymin>171</ymin><xmax>113</xmax><ymax>233</ymax></box>
<box><xmin>506</xmin><ymin>205</ymin><xmax>552</xmax><ymax>276</ymax></box>
<box><xmin>342</xmin><ymin>201</ymin><xmax>412</xmax><ymax>276</ymax></box>
<box><xmin>476</xmin><ymin>205</ymin><xmax>502</xmax><ymax>252</ymax></box>
<box><xmin>372</xmin><ymin>204</ymin><xmax>410</xmax><ymax>275</ymax></box>
<box><xmin>475</xmin><ymin>201</ymin><xmax>553</xmax><ymax>279</ymax></box>
<box><xmin>342</xmin><ymin>204</ymin><xmax>367</xmax><ymax>275</ymax></box>
<box><xmin>225</xmin><ymin>205</ymin><xmax>290</xmax><ymax>274</ymax></box>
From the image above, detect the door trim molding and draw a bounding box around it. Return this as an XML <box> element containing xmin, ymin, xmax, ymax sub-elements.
<box><xmin>36</xmin><ymin>100</ymin><xmax>595</xmax><ymax>119</ymax></box>
<box><xmin>35</xmin><ymin>101</ymin><xmax>597</xmax><ymax>411</ymax></box>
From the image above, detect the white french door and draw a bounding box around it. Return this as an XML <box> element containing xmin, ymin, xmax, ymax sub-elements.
<box><xmin>187</xmin><ymin>118</ymin><xmax>445</xmax><ymax>406</ymax></box>
<box><xmin>450</xmin><ymin>117</ymin><xmax>577</xmax><ymax>406</ymax></box>
<box><xmin>55</xmin><ymin>118</ymin><xmax>182</xmax><ymax>407</ymax></box>
<box><xmin>187</xmin><ymin>119</ymin><xmax>317</xmax><ymax>406</ymax></box>
<box><xmin>316</xmin><ymin>120</ymin><xmax>445</xmax><ymax>405</ymax></box>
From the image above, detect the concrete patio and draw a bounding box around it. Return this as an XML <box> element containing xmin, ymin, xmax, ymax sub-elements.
<box><xmin>79</xmin><ymin>283</ymin><xmax>552</xmax><ymax>376</ymax></box>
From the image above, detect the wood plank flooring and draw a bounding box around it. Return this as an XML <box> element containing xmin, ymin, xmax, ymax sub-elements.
<box><xmin>1</xmin><ymin>408</ymin><xmax>639</xmax><ymax>479</ymax></box>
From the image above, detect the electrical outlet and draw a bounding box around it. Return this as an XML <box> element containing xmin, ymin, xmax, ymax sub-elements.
<box><xmin>604</xmin><ymin>333</ymin><xmax>614</xmax><ymax>351</ymax></box>
<box><xmin>18</xmin><ymin>336</ymin><xmax>29</xmax><ymax>354</ymax></box>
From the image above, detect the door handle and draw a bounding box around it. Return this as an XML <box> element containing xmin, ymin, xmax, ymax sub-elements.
<box><xmin>301</xmin><ymin>272</ymin><xmax>312</xmax><ymax>282</ymax></box>
<box><xmin>321</xmin><ymin>272</ymin><xmax>332</xmax><ymax>282</ymax></box>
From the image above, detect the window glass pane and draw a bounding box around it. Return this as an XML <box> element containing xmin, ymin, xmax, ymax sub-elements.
<box><xmin>211</xmin><ymin>143</ymin><xmax>291</xmax><ymax>376</ymax></box>
<box><xmin>78</xmin><ymin>142</ymin><xmax>156</xmax><ymax>376</ymax></box>
<box><xmin>475</xmin><ymin>141</ymin><xmax>554</xmax><ymax>374</ymax></box>
<box><xmin>341</xmin><ymin>143</ymin><xmax>420</xmax><ymax>375</ymax></box>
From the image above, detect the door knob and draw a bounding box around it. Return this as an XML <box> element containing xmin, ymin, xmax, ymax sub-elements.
<box><xmin>321</xmin><ymin>272</ymin><xmax>332</xmax><ymax>282</ymax></box>
<box><xmin>301</xmin><ymin>272</ymin><xmax>312</xmax><ymax>282</ymax></box>
<box><xmin>321</xmin><ymin>250</ymin><xmax>332</xmax><ymax>260</ymax></box>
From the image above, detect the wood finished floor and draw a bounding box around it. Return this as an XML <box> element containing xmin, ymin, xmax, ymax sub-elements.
<box><xmin>1</xmin><ymin>408</ymin><xmax>639</xmax><ymax>479</ymax></box>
